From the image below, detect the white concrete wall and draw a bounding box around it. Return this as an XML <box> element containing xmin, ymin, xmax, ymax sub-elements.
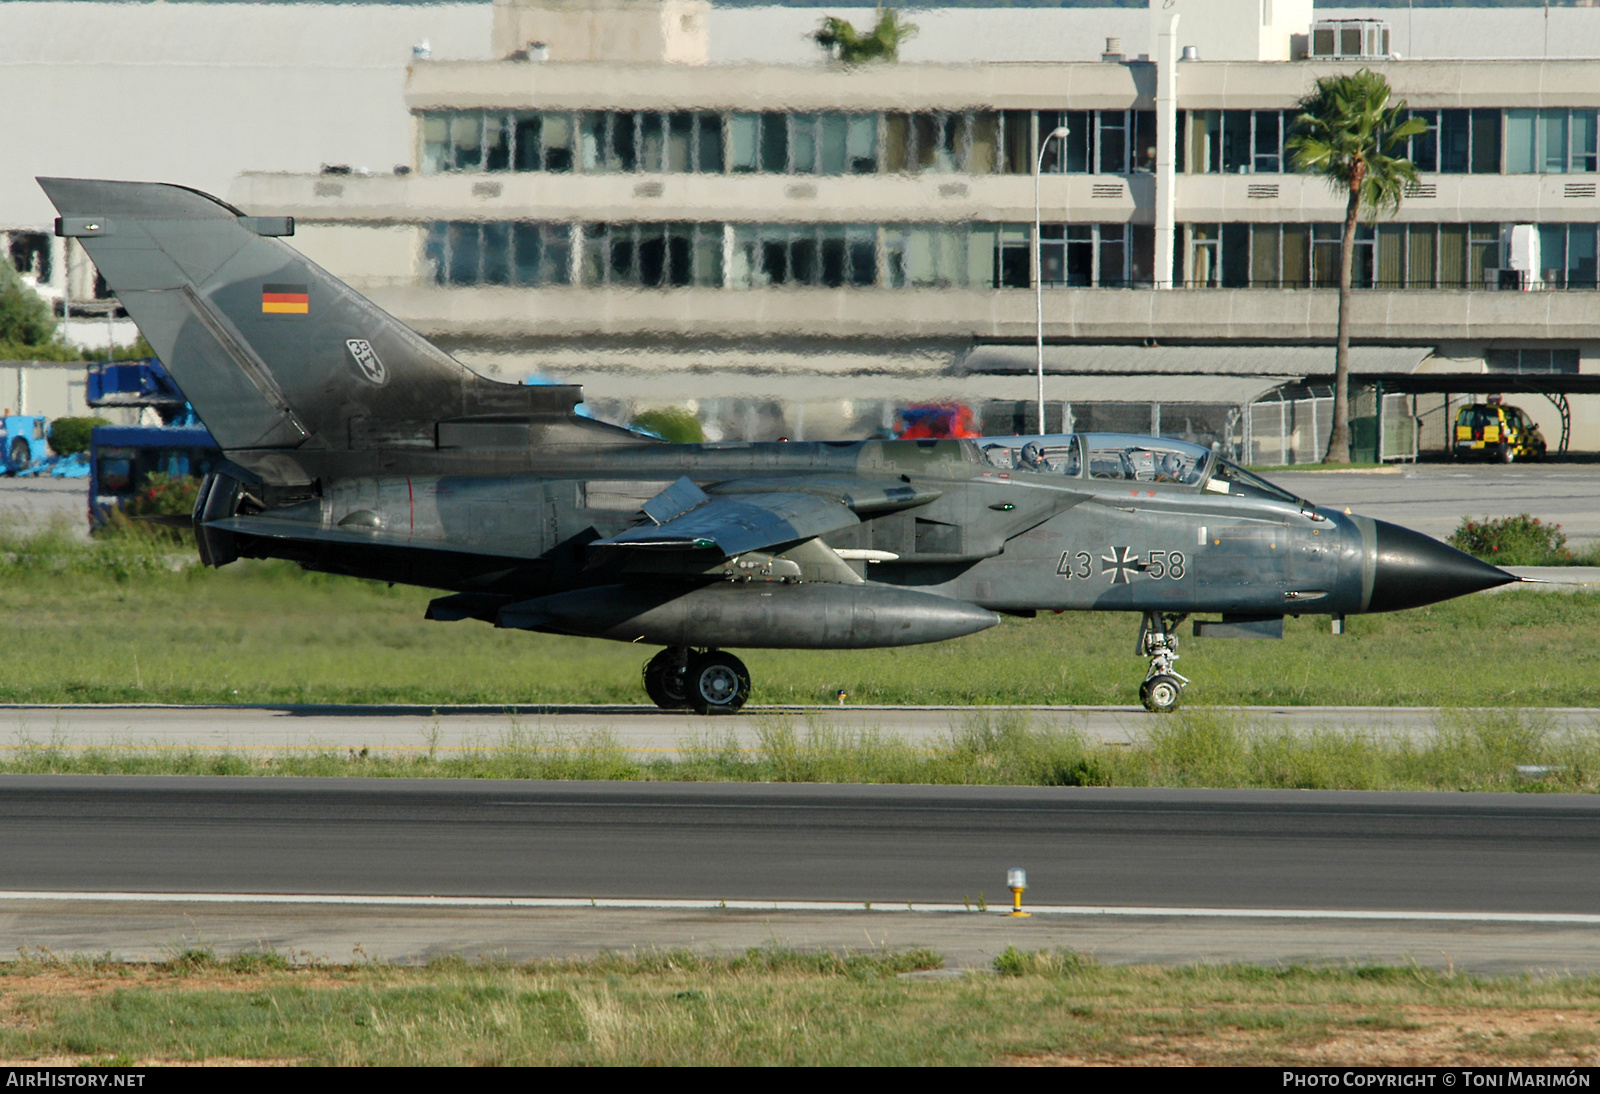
<box><xmin>292</xmin><ymin>223</ymin><xmax>426</xmax><ymax>287</ymax></box>
<box><xmin>1321</xmin><ymin>5</ymin><xmax>1600</xmax><ymax>60</ymax></box>
<box><xmin>0</xmin><ymin>365</ymin><xmax>89</xmax><ymax>421</ymax></box>
<box><xmin>709</xmin><ymin>5</ymin><xmax>1600</xmax><ymax>66</ymax></box>
<box><xmin>710</xmin><ymin>7</ymin><xmax>1153</xmax><ymax>65</ymax></box>
<box><xmin>0</xmin><ymin>2</ymin><xmax>493</xmax><ymax>231</ymax></box>
<box><xmin>1148</xmin><ymin>0</ymin><xmax>1315</xmax><ymax>63</ymax></box>
<box><xmin>492</xmin><ymin>0</ymin><xmax>711</xmax><ymax>64</ymax></box>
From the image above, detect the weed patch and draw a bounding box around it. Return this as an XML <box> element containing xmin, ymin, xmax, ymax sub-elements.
<box><xmin>10</xmin><ymin>708</ymin><xmax>1597</xmax><ymax>791</ymax></box>
<box><xmin>3</xmin><ymin>951</ymin><xmax>1600</xmax><ymax>1065</ymax></box>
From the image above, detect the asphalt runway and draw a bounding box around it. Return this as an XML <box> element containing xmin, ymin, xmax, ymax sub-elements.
<box><xmin>5</xmin><ymin>778</ymin><xmax>1600</xmax><ymax>972</ymax></box>
<box><xmin>8</xmin><ymin>778</ymin><xmax>1595</xmax><ymax>910</ymax></box>
<box><xmin>1274</xmin><ymin>463</ymin><xmax>1600</xmax><ymax>544</ymax></box>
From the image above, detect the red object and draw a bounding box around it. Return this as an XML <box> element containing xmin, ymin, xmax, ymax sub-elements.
<box><xmin>896</xmin><ymin>404</ymin><xmax>980</xmax><ymax>439</ymax></box>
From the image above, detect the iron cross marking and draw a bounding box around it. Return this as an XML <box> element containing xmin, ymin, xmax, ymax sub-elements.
<box><xmin>1101</xmin><ymin>546</ymin><xmax>1140</xmax><ymax>585</ymax></box>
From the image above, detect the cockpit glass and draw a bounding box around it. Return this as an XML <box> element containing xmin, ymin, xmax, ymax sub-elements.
<box><xmin>1081</xmin><ymin>434</ymin><xmax>1210</xmax><ymax>485</ymax></box>
<box><xmin>979</xmin><ymin>435</ymin><xmax>1083</xmax><ymax>476</ymax></box>
<box><xmin>1205</xmin><ymin>460</ymin><xmax>1305</xmax><ymax>505</ymax></box>
<box><xmin>973</xmin><ymin>433</ymin><xmax>1215</xmax><ymax>486</ymax></box>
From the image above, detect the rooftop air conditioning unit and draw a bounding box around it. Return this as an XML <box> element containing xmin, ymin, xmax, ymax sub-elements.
<box><xmin>1309</xmin><ymin>20</ymin><xmax>1391</xmax><ymax>60</ymax></box>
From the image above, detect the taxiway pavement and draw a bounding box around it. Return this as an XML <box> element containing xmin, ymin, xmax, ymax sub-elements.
<box><xmin>1</xmin><ymin>701</ymin><xmax>1594</xmax><ymax>756</ymax></box>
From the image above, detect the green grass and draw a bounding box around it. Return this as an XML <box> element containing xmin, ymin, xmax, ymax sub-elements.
<box><xmin>6</xmin><ymin>708</ymin><xmax>1597</xmax><ymax>792</ymax></box>
<box><xmin>1</xmin><ymin>521</ymin><xmax>1597</xmax><ymax>709</ymax></box>
<box><xmin>3</xmin><ymin>948</ymin><xmax>1600</xmax><ymax>1066</ymax></box>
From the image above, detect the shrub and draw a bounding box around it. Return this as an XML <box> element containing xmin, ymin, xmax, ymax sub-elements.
<box><xmin>126</xmin><ymin>471</ymin><xmax>201</xmax><ymax>518</ymax></box>
<box><xmin>0</xmin><ymin>265</ymin><xmax>57</xmax><ymax>348</ymax></box>
<box><xmin>94</xmin><ymin>472</ymin><xmax>200</xmax><ymax>546</ymax></box>
<box><xmin>1448</xmin><ymin>514</ymin><xmax>1569</xmax><ymax>566</ymax></box>
<box><xmin>629</xmin><ymin>406</ymin><xmax>704</xmax><ymax>444</ymax></box>
<box><xmin>47</xmin><ymin>416</ymin><xmax>109</xmax><ymax>456</ymax></box>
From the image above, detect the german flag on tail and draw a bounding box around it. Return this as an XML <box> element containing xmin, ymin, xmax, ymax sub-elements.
<box><xmin>261</xmin><ymin>283</ymin><xmax>309</xmax><ymax>315</ymax></box>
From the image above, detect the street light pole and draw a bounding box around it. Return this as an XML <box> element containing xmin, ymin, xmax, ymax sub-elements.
<box><xmin>1034</xmin><ymin>125</ymin><xmax>1070</xmax><ymax>435</ymax></box>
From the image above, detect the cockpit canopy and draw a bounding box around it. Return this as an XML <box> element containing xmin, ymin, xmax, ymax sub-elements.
<box><xmin>979</xmin><ymin>433</ymin><xmax>1209</xmax><ymax>484</ymax></box>
<box><xmin>973</xmin><ymin>432</ymin><xmax>1307</xmax><ymax>506</ymax></box>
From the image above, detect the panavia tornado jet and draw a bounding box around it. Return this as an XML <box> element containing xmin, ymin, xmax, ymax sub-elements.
<box><xmin>41</xmin><ymin>178</ymin><xmax>1518</xmax><ymax>713</ymax></box>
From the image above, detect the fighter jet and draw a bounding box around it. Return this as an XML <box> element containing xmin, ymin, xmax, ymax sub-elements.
<box><xmin>41</xmin><ymin>178</ymin><xmax>1518</xmax><ymax>713</ymax></box>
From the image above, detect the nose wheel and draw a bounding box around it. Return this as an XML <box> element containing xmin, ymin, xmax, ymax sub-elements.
<box><xmin>1137</xmin><ymin>612</ymin><xmax>1190</xmax><ymax>713</ymax></box>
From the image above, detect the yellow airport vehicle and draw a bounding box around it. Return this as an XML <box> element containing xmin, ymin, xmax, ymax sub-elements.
<box><xmin>1452</xmin><ymin>401</ymin><xmax>1547</xmax><ymax>463</ymax></box>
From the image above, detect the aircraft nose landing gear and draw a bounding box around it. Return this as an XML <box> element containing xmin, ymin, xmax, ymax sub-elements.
<box><xmin>1137</xmin><ymin>611</ymin><xmax>1190</xmax><ymax>713</ymax></box>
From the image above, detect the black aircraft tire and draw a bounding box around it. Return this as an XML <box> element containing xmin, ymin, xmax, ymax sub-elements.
<box><xmin>1140</xmin><ymin>675</ymin><xmax>1183</xmax><ymax>714</ymax></box>
<box><xmin>8</xmin><ymin>438</ymin><xmax>29</xmax><ymax>473</ymax></box>
<box><xmin>642</xmin><ymin>649</ymin><xmax>690</xmax><ymax>710</ymax></box>
<box><xmin>688</xmin><ymin>651</ymin><xmax>751</xmax><ymax>715</ymax></box>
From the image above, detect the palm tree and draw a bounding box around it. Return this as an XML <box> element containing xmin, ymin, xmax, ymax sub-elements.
<box><xmin>813</xmin><ymin>8</ymin><xmax>918</xmax><ymax>65</ymax></box>
<box><xmin>1288</xmin><ymin>69</ymin><xmax>1426</xmax><ymax>464</ymax></box>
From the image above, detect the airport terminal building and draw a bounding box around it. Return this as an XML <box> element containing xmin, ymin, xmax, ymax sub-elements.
<box><xmin>12</xmin><ymin>0</ymin><xmax>1600</xmax><ymax>456</ymax></box>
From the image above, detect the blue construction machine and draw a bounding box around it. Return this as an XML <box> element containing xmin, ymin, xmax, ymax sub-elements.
<box><xmin>0</xmin><ymin>415</ymin><xmax>51</xmax><ymax>474</ymax></box>
<box><xmin>86</xmin><ymin>358</ymin><xmax>220</xmax><ymax>527</ymax></box>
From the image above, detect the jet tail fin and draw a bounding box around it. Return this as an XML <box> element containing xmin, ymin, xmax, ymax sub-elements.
<box><xmin>38</xmin><ymin>178</ymin><xmax>587</xmax><ymax>478</ymax></box>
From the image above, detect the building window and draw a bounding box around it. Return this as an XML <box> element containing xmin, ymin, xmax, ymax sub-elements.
<box><xmin>995</xmin><ymin>225</ymin><xmax>1031</xmax><ymax>288</ymax></box>
<box><xmin>1178</xmin><ymin>222</ymin><xmax>1532</xmax><ymax>290</ymax></box>
<box><xmin>419</xmin><ymin>107</ymin><xmax>1160</xmax><ymax>177</ymax></box>
<box><xmin>1505</xmin><ymin>110</ymin><xmax>1600</xmax><ymax>174</ymax></box>
<box><xmin>421</xmin><ymin>110</ymin><xmax>724</xmax><ymax>175</ymax></box>
<box><xmin>1000</xmin><ymin>113</ymin><xmax>1032</xmax><ymax>174</ymax></box>
<box><xmin>7</xmin><ymin>231</ymin><xmax>51</xmax><ymax>283</ymax></box>
<box><xmin>577</xmin><ymin>111</ymin><xmax>726</xmax><ymax>173</ymax></box>
<box><xmin>1537</xmin><ymin>224</ymin><xmax>1600</xmax><ymax>288</ymax></box>
<box><xmin>1024</xmin><ymin>110</ymin><xmax>1154</xmax><ymax>175</ymax></box>
<box><xmin>1400</xmin><ymin>110</ymin><xmax>1499</xmax><ymax>174</ymax></box>
<box><xmin>425</xmin><ymin>222</ymin><xmax>572</xmax><ymax>286</ymax></box>
<box><xmin>885</xmin><ymin>112</ymin><xmax>1002</xmax><ymax>174</ymax></box>
<box><xmin>1446</xmin><ymin>110</ymin><xmax>1500</xmax><ymax>174</ymax></box>
<box><xmin>1485</xmin><ymin>348</ymin><xmax>1580</xmax><ymax>373</ymax></box>
<box><xmin>786</xmin><ymin>114</ymin><xmax>878</xmax><ymax>175</ymax></box>
<box><xmin>882</xmin><ymin>225</ymin><xmax>971</xmax><ymax>286</ymax></box>
<box><xmin>1403</xmin><ymin>111</ymin><xmax>1437</xmax><ymax>172</ymax></box>
<box><xmin>1035</xmin><ymin>223</ymin><xmax>1132</xmax><ymax>286</ymax></box>
<box><xmin>984</xmin><ymin>224</ymin><xmax>1150</xmax><ymax>288</ymax></box>
<box><xmin>728</xmin><ymin>225</ymin><xmax>877</xmax><ymax>288</ymax></box>
<box><xmin>1186</xmin><ymin>223</ymin><xmax>1376</xmax><ymax>287</ymax></box>
<box><xmin>728</xmin><ymin>113</ymin><xmax>792</xmax><ymax>173</ymax></box>
<box><xmin>730</xmin><ymin>112</ymin><xmax>878</xmax><ymax>175</ymax></box>
<box><xmin>581</xmin><ymin>223</ymin><xmax>723</xmax><ymax>287</ymax></box>
<box><xmin>1184</xmin><ymin>111</ymin><xmax>1288</xmax><ymax>174</ymax></box>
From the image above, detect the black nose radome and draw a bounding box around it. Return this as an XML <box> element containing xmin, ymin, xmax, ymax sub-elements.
<box><xmin>1368</xmin><ymin>520</ymin><xmax>1517</xmax><ymax>613</ymax></box>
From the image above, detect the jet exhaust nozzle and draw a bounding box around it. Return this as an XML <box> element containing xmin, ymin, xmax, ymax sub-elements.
<box><xmin>1367</xmin><ymin>519</ymin><xmax>1517</xmax><ymax>613</ymax></box>
<box><xmin>496</xmin><ymin>582</ymin><xmax>1002</xmax><ymax>649</ymax></box>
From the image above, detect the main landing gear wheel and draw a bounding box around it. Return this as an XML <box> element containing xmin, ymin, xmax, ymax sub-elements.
<box><xmin>642</xmin><ymin>647</ymin><xmax>690</xmax><ymax>710</ymax></box>
<box><xmin>1137</xmin><ymin>611</ymin><xmax>1191</xmax><ymax>713</ymax></box>
<box><xmin>688</xmin><ymin>650</ymin><xmax>751</xmax><ymax>715</ymax></box>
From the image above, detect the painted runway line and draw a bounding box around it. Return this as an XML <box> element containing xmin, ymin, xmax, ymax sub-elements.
<box><xmin>7</xmin><ymin>891</ymin><xmax>1600</xmax><ymax>926</ymax></box>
